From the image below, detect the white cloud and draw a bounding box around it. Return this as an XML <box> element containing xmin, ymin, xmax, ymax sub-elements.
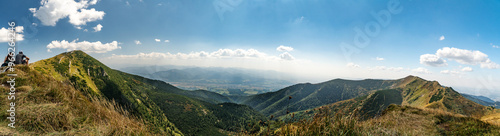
<box><xmin>293</xmin><ymin>16</ymin><xmax>305</xmax><ymax>24</ymax></box>
<box><xmin>492</xmin><ymin>43</ymin><xmax>499</xmax><ymax>48</ymax></box>
<box><xmin>439</xmin><ymin>35</ymin><xmax>445</xmax><ymax>41</ymax></box>
<box><xmin>440</xmin><ymin>70</ymin><xmax>459</xmax><ymax>74</ymax></box>
<box><xmin>387</xmin><ymin>67</ymin><xmax>404</xmax><ymax>72</ymax></box>
<box><xmin>461</xmin><ymin>67</ymin><xmax>473</xmax><ymax>72</ymax></box>
<box><xmin>31</xmin><ymin>0</ymin><xmax>105</xmax><ymax>26</ymax></box>
<box><xmin>29</xmin><ymin>8</ymin><xmax>36</xmax><ymax>13</ymax></box>
<box><xmin>420</xmin><ymin>54</ymin><xmax>447</xmax><ymax>67</ymax></box>
<box><xmin>346</xmin><ymin>63</ymin><xmax>360</xmax><ymax>68</ymax></box>
<box><xmin>369</xmin><ymin>66</ymin><xmax>404</xmax><ymax>72</ymax></box>
<box><xmin>164</xmin><ymin>40</ymin><xmax>170</xmax><ymax>43</ymax></box>
<box><xmin>107</xmin><ymin>49</ymin><xmax>278</xmax><ymax>61</ymax></box>
<box><xmin>134</xmin><ymin>40</ymin><xmax>142</xmax><ymax>45</ymax></box>
<box><xmin>155</xmin><ymin>39</ymin><xmax>161</xmax><ymax>42</ymax></box>
<box><xmin>412</xmin><ymin>67</ymin><xmax>431</xmax><ymax>74</ymax></box>
<box><xmin>101</xmin><ymin>48</ymin><xmax>319</xmax><ymax>77</ymax></box>
<box><xmin>279</xmin><ymin>52</ymin><xmax>295</xmax><ymax>60</ymax></box>
<box><xmin>276</xmin><ymin>45</ymin><xmax>294</xmax><ymax>52</ymax></box>
<box><xmin>89</xmin><ymin>0</ymin><xmax>98</xmax><ymax>5</ymax></box>
<box><xmin>436</xmin><ymin>47</ymin><xmax>499</xmax><ymax>69</ymax></box>
<box><xmin>480</xmin><ymin>60</ymin><xmax>500</xmax><ymax>69</ymax></box>
<box><xmin>0</xmin><ymin>26</ymin><xmax>24</xmax><ymax>43</ymax></box>
<box><xmin>126</xmin><ymin>1</ymin><xmax>130</xmax><ymax>6</ymax></box>
<box><xmin>93</xmin><ymin>24</ymin><xmax>102</xmax><ymax>32</ymax></box>
<box><xmin>46</xmin><ymin>39</ymin><xmax>121</xmax><ymax>53</ymax></box>
<box><xmin>75</xmin><ymin>26</ymin><xmax>82</xmax><ymax>29</ymax></box>
<box><xmin>375</xmin><ymin>57</ymin><xmax>384</xmax><ymax>61</ymax></box>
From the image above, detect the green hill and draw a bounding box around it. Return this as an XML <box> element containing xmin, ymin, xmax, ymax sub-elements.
<box><xmin>241</xmin><ymin>78</ymin><xmax>399</xmax><ymax>116</ymax></box>
<box><xmin>0</xmin><ymin>65</ymin><xmax>175</xmax><ymax>135</ymax></box>
<box><xmin>11</xmin><ymin>50</ymin><xmax>264</xmax><ymax>136</ymax></box>
<box><xmin>244</xmin><ymin>75</ymin><xmax>489</xmax><ymax>119</ymax></box>
<box><xmin>462</xmin><ymin>93</ymin><xmax>500</xmax><ymax>108</ymax></box>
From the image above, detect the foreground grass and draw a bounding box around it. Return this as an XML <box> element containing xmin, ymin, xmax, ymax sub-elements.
<box><xmin>270</xmin><ymin>104</ymin><xmax>500</xmax><ymax>136</ymax></box>
<box><xmin>0</xmin><ymin>65</ymin><xmax>162</xmax><ymax>135</ymax></box>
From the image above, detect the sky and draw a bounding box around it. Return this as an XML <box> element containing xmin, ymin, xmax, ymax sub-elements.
<box><xmin>1</xmin><ymin>0</ymin><xmax>500</xmax><ymax>100</ymax></box>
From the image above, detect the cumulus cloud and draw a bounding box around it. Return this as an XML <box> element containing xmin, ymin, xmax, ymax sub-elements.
<box><xmin>31</xmin><ymin>0</ymin><xmax>105</xmax><ymax>26</ymax></box>
<box><xmin>107</xmin><ymin>49</ymin><xmax>280</xmax><ymax>61</ymax></box>
<box><xmin>276</xmin><ymin>45</ymin><xmax>294</xmax><ymax>52</ymax></box>
<box><xmin>439</xmin><ymin>35</ymin><xmax>445</xmax><ymax>41</ymax></box>
<box><xmin>440</xmin><ymin>70</ymin><xmax>459</xmax><ymax>74</ymax></box>
<box><xmin>420</xmin><ymin>54</ymin><xmax>447</xmax><ymax>67</ymax></box>
<box><xmin>375</xmin><ymin>57</ymin><xmax>384</xmax><ymax>61</ymax></box>
<box><xmin>461</xmin><ymin>67</ymin><xmax>473</xmax><ymax>72</ymax></box>
<box><xmin>346</xmin><ymin>63</ymin><xmax>360</xmax><ymax>68</ymax></box>
<box><xmin>134</xmin><ymin>40</ymin><xmax>141</xmax><ymax>45</ymax></box>
<box><xmin>89</xmin><ymin>0</ymin><xmax>98</xmax><ymax>5</ymax></box>
<box><xmin>102</xmin><ymin>48</ymin><xmax>307</xmax><ymax>73</ymax></box>
<box><xmin>164</xmin><ymin>40</ymin><xmax>170</xmax><ymax>43</ymax></box>
<box><xmin>155</xmin><ymin>39</ymin><xmax>161</xmax><ymax>42</ymax></box>
<box><xmin>0</xmin><ymin>26</ymin><xmax>24</xmax><ymax>43</ymax></box>
<box><xmin>412</xmin><ymin>67</ymin><xmax>431</xmax><ymax>74</ymax></box>
<box><xmin>93</xmin><ymin>24</ymin><xmax>102</xmax><ymax>32</ymax></box>
<box><xmin>436</xmin><ymin>47</ymin><xmax>499</xmax><ymax>69</ymax></box>
<box><xmin>46</xmin><ymin>39</ymin><xmax>121</xmax><ymax>53</ymax></box>
<box><xmin>279</xmin><ymin>52</ymin><xmax>295</xmax><ymax>60</ymax></box>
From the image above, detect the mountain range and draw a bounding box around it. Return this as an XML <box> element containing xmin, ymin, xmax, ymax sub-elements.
<box><xmin>462</xmin><ymin>93</ymin><xmax>500</xmax><ymax>108</ymax></box>
<box><xmin>0</xmin><ymin>50</ymin><xmax>499</xmax><ymax>135</ymax></box>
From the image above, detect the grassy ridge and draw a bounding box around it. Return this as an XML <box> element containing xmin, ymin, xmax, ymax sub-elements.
<box><xmin>0</xmin><ymin>65</ymin><xmax>161</xmax><ymax>135</ymax></box>
<box><xmin>31</xmin><ymin>50</ymin><xmax>265</xmax><ymax>136</ymax></box>
<box><xmin>32</xmin><ymin>50</ymin><xmax>183</xmax><ymax>135</ymax></box>
<box><xmin>242</xmin><ymin>79</ymin><xmax>399</xmax><ymax>117</ymax></box>
<box><xmin>275</xmin><ymin>104</ymin><xmax>500</xmax><ymax>135</ymax></box>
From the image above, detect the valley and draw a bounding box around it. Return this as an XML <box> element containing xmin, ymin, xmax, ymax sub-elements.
<box><xmin>120</xmin><ymin>66</ymin><xmax>296</xmax><ymax>96</ymax></box>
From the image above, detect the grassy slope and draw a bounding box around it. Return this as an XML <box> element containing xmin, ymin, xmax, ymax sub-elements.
<box><xmin>250</xmin><ymin>75</ymin><xmax>490</xmax><ymax>120</ymax></box>
<box><xmin>242</xmin><ymin>79</ymin><xmax>398</xmax><ymax>117</ymax></box>
<box><xmin>31</xmin><ymin>50</ymin><xmax>265</xmax><ymax>136</ymax></box>
<box><xmin>273</xmin><ymin>76</ymin><xmax>499</xmax><ymax>135</ymax></box>
<box><xmin>397</xmin><ymin>76</ymin><xmax>488</xmax><ymax>117</ymax></box>
<box><xmin>31</xmin><ymin>50</ymin><xmax>183</xmax><ymax>135</ymax></box>
<box><xmin>0</xmin><ymin>65</ymin><xmax>163</xmax><ymax>135</ymax></box>
<box><xmin>276</xmin><ymin>104</ymin><xmax>500</xmax><ymax>135</ymax></box>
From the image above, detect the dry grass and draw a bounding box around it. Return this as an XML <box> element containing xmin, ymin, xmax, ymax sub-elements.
<box><xmin>271</xmin><ymin>104</ymin><xmax>500</xmax><ymax>136</ymax></box>
<box><xmin>0</xmin><ymin>65</ymin><xmax>159</xmax><ymax>135</ymax></box>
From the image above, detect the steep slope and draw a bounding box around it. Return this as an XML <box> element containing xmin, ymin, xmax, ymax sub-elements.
<box><xmin>396</xmin><ymin>76</ymin><xmax>488</xmax><ymax>117</ymax></box>
<box><xmin>31</xmin><ymin>51</ymin><xmax>183</xmax><ymax>135</ymax></box>
<box><xmin>0</xmin><ymin>65</ymin><xmax>171</xmax><ymax>135</ymax></box>
<box><xmin>31</xmin><ymin>50</ymin><xmax>265</xmax><ymax>136</ymax></box>
<box><xmin>241</xmin><ymin>78</ymin><xmax>399</xmax><ymax>116</ymax></box>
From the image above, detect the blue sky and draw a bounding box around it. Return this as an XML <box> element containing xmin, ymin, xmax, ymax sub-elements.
<box><xmin>1</xmin><ymin>0</ymin><xmax>500</xmax><ymax>100</ymax></box>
